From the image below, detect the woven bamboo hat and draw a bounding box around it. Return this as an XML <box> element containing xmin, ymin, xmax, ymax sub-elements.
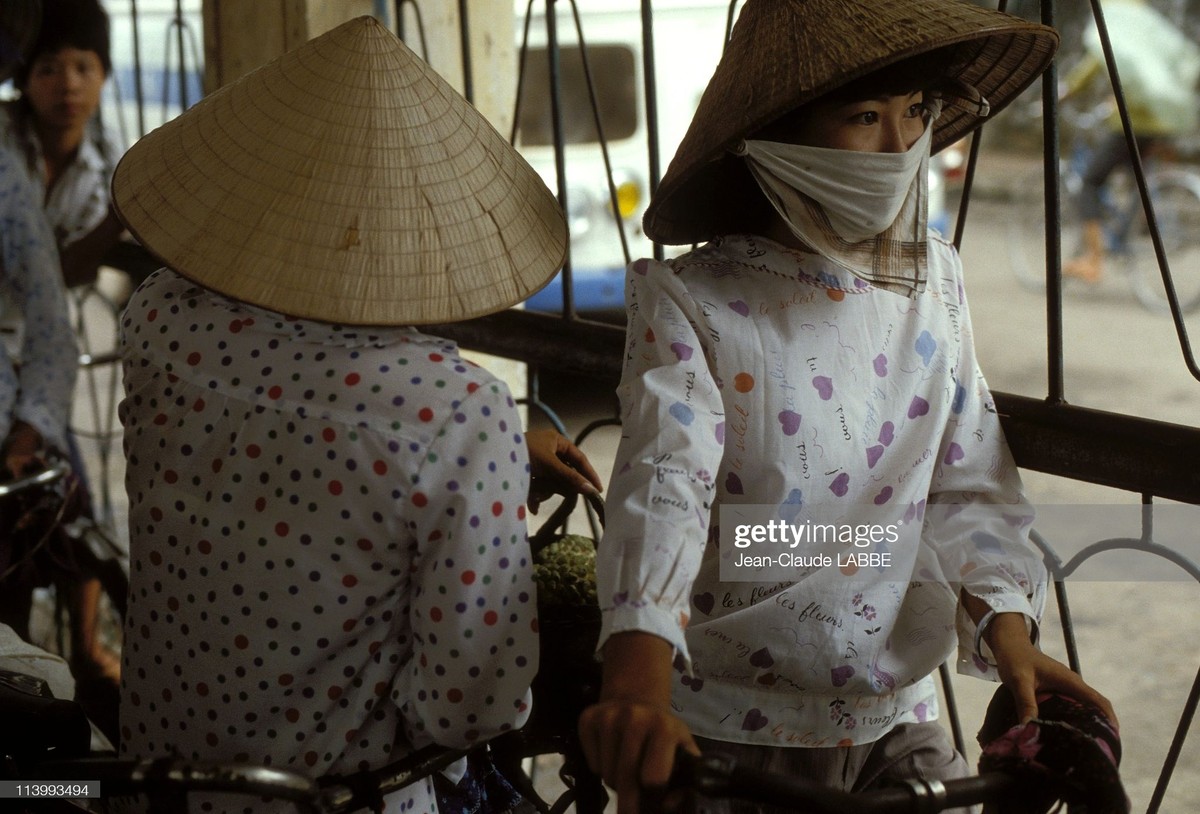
<box><xmin>0</xmin><ymin>0</ymin><xmax>40</xmax><ymax>83</ymax></box>
<box><xmin>644</xmin><ymin>0</ymin><xmax>1059</xmax><ymax>245</ymax></box>
<box><xmin>112</xmin><ymin>16</ymin><xmax>566</xmax><ymax>326</ymax></box>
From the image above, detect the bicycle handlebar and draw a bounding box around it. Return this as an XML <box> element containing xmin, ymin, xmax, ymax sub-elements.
<box><xmin>32</xmin><ymin>744</ymin><xmax>478</xmax><ymax>814</ymax></box>
<box><xmin>671</xmin><ymin>750</ymin><xmax>1019</xmax><ymax>814</ymax></box>
<box><xmin>31</xmin><ymin>744</ymin><xmax>1020</xmax><ymax>813</ymax></box>
<box><xmin>33</xmin><ymin>757</ymin><xmax>323</xmax><ymax>811</ymax></box>
<box><xmin>0</xmin><ymin>460</ymin><xmax>70</xmax><ymax>499</ymax></box>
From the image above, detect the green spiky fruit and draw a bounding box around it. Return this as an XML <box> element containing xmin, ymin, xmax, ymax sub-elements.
<box><xmin>533</xmin><ymin>534</ymin><xmax>597</xmax><ymax>607</ymax></box>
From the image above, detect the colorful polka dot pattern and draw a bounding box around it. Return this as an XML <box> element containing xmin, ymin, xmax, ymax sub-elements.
<box><xmin>118</xmin><ymin>270</ymin><xmax>537</xmax><ymax>814</ymax></box>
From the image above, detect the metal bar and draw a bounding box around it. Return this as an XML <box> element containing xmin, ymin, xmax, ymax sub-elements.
<box><xmin>544</xmin><ymin>0</ymin><xmax>576</xmax><ymax>318</ymax></box>
<box><xmin>458</xmin><ymin>0</ymin><xmax>473</xmax><ymax>103</ymax></box>
<box><xmin>993</xmin><ymin>392</ymin><xmax>1200</xmax><ymax>503</ymax></box>
<box><xmin>640</xmin><ymin>0</ymin><xmax>663</xmax><ymax>262</ymax></box>
<box><xmin>566</xmin><ymin>1</ymin><xmax>632</xmax><ymax>266</ymax></box>
<box><xmin>1147</xmin><ymin>663</ymin><xmax>1200</xmax><ymax>814</ymax></box>
<box><xmin>1087</xmin><ymin>0</ymin><xmax>1200</xmax><ymax>380</ymax></box>
<box><xmin>174</xmin><ymin>0</ymin><xmax>187</xmax><ymax>109</ymax></box>
<box><xmin>129</xmin><ymin>0</ymin><xmax>146</xmax><ymax>136</ymax></box>
<box><xmin>938</xmin><ymin>662</ymin><xmax>967</xmax><ymax>755</ymax></box>
<box><xmin>429</xmin><ymin>310</ymin><xmax>625</xmax><ymax>381</ymax></box>
<box><xmin>1041</xmin><ymin>0</ymin><xmax>1065</xmax><ymax>403</ymax></box>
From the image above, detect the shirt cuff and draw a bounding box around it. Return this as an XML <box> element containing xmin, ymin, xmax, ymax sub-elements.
<box><xmin>596</xmin><ymin>602</ymin><xmax>691</xmax><ymax>672</ymax></box>
<box><xmin>956</xmin><ymin>592</ymin><xmax>1040</xmax><ymax>679</ymax></box>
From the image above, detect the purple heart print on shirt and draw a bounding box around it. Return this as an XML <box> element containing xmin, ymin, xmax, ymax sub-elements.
<box><xmin>778</xmin><ymin>410</ymin><xmax>802</xmax><ymax>435</ymax></box>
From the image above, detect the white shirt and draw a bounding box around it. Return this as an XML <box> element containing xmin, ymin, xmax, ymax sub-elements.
<box><xmin>119</xmin><ymin>270</ymin><xmax>538</xmax><ymax>813</ymax></box>
<box><xmin>0</xmin><ymin>103</ymin><xmax>122</xmax><ymax>250</ymax></box>
<box><xmin>597</xmin><ymin>233</ymin><xmax>1045</xmax><ymax>747</ymax></box>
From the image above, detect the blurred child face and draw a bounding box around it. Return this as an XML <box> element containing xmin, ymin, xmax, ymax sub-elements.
<box><xmin>758</xmin><ymin>91</ymin><xmax>929</xmax><ymax>153</ymax></box>
<box><xmin>23</xmin><ymin>47</ymin><xmax>106</xmax><ymax>135</ymax></box>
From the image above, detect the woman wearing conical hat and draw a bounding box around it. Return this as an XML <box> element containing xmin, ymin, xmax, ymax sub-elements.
<box><xmin>578</xmin><ymin>1</ymin><xmax>1118</xmax><ymax>811</ymax></box>
<box><xmin>113</xmin><ymin>17</ymin><xmax>599</xmax><ymax>813</ymax></box>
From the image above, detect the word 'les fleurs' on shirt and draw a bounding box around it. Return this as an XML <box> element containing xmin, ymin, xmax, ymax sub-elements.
<box><xmin>598</xmin><ymin>233</ymin><xmax>1045</xmax><ymax>748</ymax></box>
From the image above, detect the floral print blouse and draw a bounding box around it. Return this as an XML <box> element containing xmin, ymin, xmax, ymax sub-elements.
<box><xmin>597</xmin><ymin>233</ymin><xmax>1045</xmax><ymax>748</ymax></box>
<box><xmin>118</xmin><ymin>269</ymin><xmax>538</xmax><ymax>813</ymax></box>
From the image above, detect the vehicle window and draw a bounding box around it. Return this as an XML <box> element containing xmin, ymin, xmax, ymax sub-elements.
<box><xmin>517</xmin><ymin>44</ymin><xmax>638</xmax><ymax>146</ymax></box>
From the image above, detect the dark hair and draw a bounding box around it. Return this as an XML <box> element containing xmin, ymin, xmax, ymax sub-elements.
<box><xmin>750</xmin><ymin>43</ymin><xmax>972</xmax><ymax>143</ymax></box>
<box><xmin>822</xmin><ymin>44</ymin><xmax>971</xmax><ymax>104</ymax></box>
<box><xmin>13</xmin><ymin>0</ymin><xmax>111</xmax><ymax>88</ymax></box>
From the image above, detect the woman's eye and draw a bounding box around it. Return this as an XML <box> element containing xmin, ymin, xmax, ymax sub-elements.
<box><xmin>855</xmin><ymin>111</ymin><xmax>879</xmax><ymax>125</ymax></box>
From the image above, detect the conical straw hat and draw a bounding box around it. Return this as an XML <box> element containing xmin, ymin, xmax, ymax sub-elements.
<box><xmin>644</xmin><ymin>0</ymin><xmax>1058</xmax><ymax>245</ymax></box>
<box><xmin>112</xmin><ymin>16</ymin><xmax>566</xmax><ymax>326</ymax></box>
<box><xmin>0</xmin><ymin>0</ymin><xmax>40</xmax><ymax>83</ymax></box>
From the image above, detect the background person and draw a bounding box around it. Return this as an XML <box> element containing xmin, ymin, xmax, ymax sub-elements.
<box><xmin>1060</xmin><ymin>0</ymin><xmax>1200</xmax><ymax>283</ymax></box>
<box><xmin>577</xmin><ymin>2</ymin><xmax>1117</xmax><ymax>812</ymax></box>
<box><xmin>1</xmin><ymin>0</ymin><xmax>125</xmax><ymax>708</ymax></box>
<box><xmin>2</xmin><ymin>0</ymin><xmax>125</xmax><ymax>290</ymax></box>
<box><xmin>0</xmin><ymin>0</ymin><xmax>98</xmax><ymax>741</ymax></box>
<box><xmin>112</xmin><ymin>16</ymin><xmax>596</xmax><ymax>814</ymax></box>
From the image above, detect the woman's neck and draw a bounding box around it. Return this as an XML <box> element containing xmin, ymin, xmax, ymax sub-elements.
<box><xmin>760</xmin><ymin>209</ymin><xmax>810</xmax><ymax>251</ymax></box>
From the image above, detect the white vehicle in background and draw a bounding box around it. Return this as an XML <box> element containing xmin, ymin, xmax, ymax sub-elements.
<box><xmin>100</xmin><ymin>0</ymin><xmax>203</xmax><ymax>149</ymax></box>
<box><xmin>514</xmin><ymin>0</ymin><xmax>730</xmax><ymax>318</ymax></box>
<box><xmin>512</xmin><ymin>0</ymin><xmax>957</xmax><ymax>317</ymax></box>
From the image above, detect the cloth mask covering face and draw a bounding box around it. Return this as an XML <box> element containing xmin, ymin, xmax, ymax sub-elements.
<box><xmin>736</xmin><ymin>101</ymin><xmax>941</xmax><ymax>298</ymax></box>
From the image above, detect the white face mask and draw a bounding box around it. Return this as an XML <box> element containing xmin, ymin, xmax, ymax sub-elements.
<box><xmin>738</xmin><ymin>123</ymin><xmax>933</xmax><ymax>243</ymax></box>
<box><xmin>733</xmin><ymin>109</ymin><xmax>939</xmax><ymax>298</ymax></box>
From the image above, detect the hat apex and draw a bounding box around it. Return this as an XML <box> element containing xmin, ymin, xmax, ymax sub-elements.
<box><xmin>113</xmin><ymin>16</ymin><xmax>566</xmax><ymax>326</ymax></box>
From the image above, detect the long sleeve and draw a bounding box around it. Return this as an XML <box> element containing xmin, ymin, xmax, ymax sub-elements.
<box><xmin>398</xmin><ymin>379</ymin><xmax>539</xmax><ymax>749</ymax></box>
<box><xmin>596</xmin><ymin>257</ymin><xmax>723</xmax><ymax>663</ymax></box>
<box><xmin>0</xmin><ymin>153</ymin><xmax>77</xmax><ymax>453</ymax></box>
<box><xmin>922</xmin><ymin>263</ymin><xmax>1046</xmax><ymax>679</ymax></box>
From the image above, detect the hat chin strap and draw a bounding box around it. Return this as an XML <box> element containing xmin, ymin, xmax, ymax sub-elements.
<box><xmin>934</xmin><ymin>78</ymin><xmax>991</xmax><ymax>117</ymax></box>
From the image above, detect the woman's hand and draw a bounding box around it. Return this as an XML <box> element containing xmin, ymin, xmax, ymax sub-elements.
<box><xmin>1</xmin><ymin>420</ymin><xmax>46</xmax><ymax>479</ymax></box>
<box><xmin>963</xmin><ymin>590</ymin><xmax>1117</xmax><ymax>729</ymax></box>
<box><xmin>524</xmin><ymin>428</ymin><xmax>602</xmax><ymax>513</ymax></box>
<box><xmin>579</xmin><ymin>632</ymin><xmax>700</xmax><ymax>814</ymax></box>
<box><xmin>985</xmin><ymin>611</ymin><xmax>1118</xmax><ymax>728</ymax></box>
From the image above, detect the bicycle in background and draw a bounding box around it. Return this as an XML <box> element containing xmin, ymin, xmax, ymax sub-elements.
<box><xmin>1007</xmin><ymin>102</ymin><xmax>1200</xmax><ymax>315</ymax></box>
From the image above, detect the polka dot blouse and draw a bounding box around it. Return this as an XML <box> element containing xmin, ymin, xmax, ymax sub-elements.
<box><xmin>118</xmin><ymin>269</ymin><xmax>538</xmax><ymax>813</ymax></box>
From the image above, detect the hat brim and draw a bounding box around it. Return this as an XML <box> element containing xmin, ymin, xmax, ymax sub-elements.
<box><xmin>644</xmin><ymin>0</ymin><xmax>1059</xmax><ymax>245</ymax></box>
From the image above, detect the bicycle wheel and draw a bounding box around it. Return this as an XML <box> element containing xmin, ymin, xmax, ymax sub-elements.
<box><xmin>1006</xmin><ymin>165</ymin><xmax>1090</xmax><ymax>292</ymax></box>
<box><xmin>1006</xmin><ymin>167</ymin><xmax>1050</xmax><ymax>292</ymax></box>
<box><xmin>1131</xmin><ymin>170</ymin><xmax>1200</xmax><ymax>314</ymax></box>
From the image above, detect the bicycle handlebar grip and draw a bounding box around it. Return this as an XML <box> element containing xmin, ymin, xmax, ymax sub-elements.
<box><xmin>0</xmin><ymin>669</ymin><xmax>91</xmax><ymax>764</ymax></box>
